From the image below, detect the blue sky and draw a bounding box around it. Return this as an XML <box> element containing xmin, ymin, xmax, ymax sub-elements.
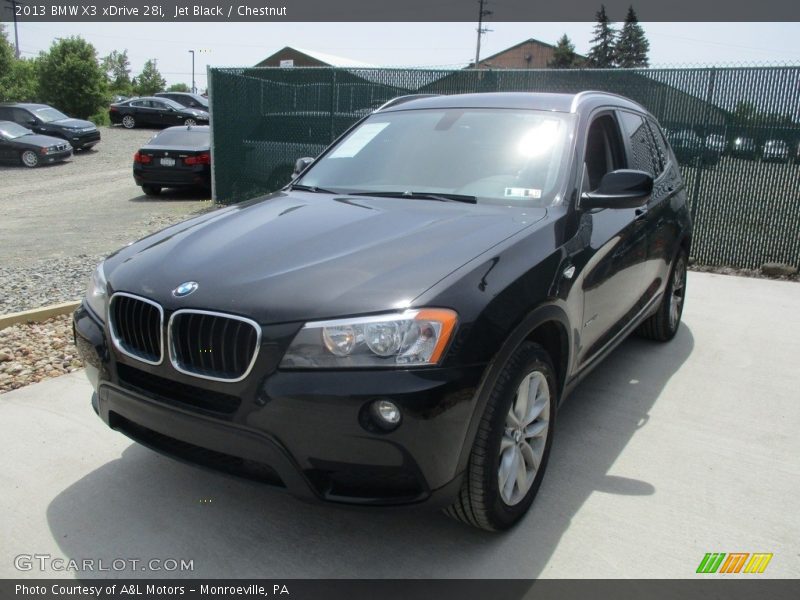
<box><xmin>8</xmin><ymin>22</ymin><xmax>800</xmax><ymax>90</ymax></box>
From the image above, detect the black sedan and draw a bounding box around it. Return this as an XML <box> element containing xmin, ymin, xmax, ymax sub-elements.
<box><xmin>76</xmin><ymin>92</ymin><xmax>691</xmax><ymax>531</ymax></box>
<box><xmin>0</xmin><ymin>120</ymin><xmax>72</xmax><ymax>167</ymax></box>
<box><xmin>133</xmin><ymin>125</ymin><xmax>211</xmax><ymax>195</ymax></box>
<box><xmin>110</xmin><ymin>97</ymin><xmax>209</xmax><ymax>129</ymax></box>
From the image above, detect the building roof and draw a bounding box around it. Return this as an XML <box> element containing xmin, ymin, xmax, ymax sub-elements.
<box><xmin>474</xmin><ymin>37</ymin><xmax>587</xmax><ymax>69</ymax></box>
<box><xmin>255</xmin><ymin>46</ymin><xmax>373</xmax><ymax>68</ymax></box>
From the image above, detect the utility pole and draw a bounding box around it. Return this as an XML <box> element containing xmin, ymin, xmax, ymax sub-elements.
<box><xmin>474</xmin><ymin>0</ymin><xmax>492</xmax><ymax>67</ymax></box>
<box><xmin>188</xmin><ymin>50</ymin><xmax>195</xmax><ymax>93</ymax></box>
<box><xmin>3</xmin><ymin>0</ymin><xmax>23</xmax><ymax>58</ymax></box>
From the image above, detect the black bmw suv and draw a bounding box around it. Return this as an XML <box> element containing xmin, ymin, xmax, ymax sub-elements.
<box><xmin>74</xmin><ymin>92</ymin><xmax>691</xmax><ymax>531</ymax></box>
<box><xmin>0</xmin><ymin>103</ymin><xmax>101</xmax><ymax>150</ymax></box>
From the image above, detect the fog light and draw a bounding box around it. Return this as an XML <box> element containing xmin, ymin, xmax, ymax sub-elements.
<box><xmin>371</xmin><ymin>399</ymin><xmax>401</xmax><ymax>430</ymax></box>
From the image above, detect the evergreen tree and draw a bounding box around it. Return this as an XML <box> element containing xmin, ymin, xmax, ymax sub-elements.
<box><xmin>615</xmin><ymin>6</ymin><xmax>650</xmax><ymax>68</ymax></box>
<box><xmin>587</xmin><ymin>5</ymin><xmax>617</xmax><ymax>68</ymax></box>
<box><xmin>549</xmin><ymin>34</ymin><xmax>577</xmax><ymax>68</ymax></box>
<box><xmin>37</xmin><ymin>37</ymin><xmax>107</xmax><ymax>118</ymax></box>
<box><xmin>133</xmin><ymin>59</ymin><xmax>166</xmax><ymax>96</ymax></box>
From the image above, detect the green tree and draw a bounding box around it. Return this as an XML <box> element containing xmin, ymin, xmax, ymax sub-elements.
<box><xmin>3</xmin><ymin>59</ymin><xmax>40</xmax><ymax>102</ymax></box>
<box><xmin>587</xmin><ymin>4</ymin><xmax>617</xmax><ymax>68</ymax></box>
<box><xmin>102</xmin><ymin>49</ymin><xmax>132</xmax><ymax>95</ymax></box>
<box><xmin>133</xmin><ymin>59</ymin><xmax>166</xmax><ymax>96</ymax></box>
<box><xmin>167</xmin><ymin>82</ymin><xmax>191</xmax><ymax>92</ymax></box>
<box><xmin>549</xmin><ymin>34</ymin><xmax>578</xmax><ymax>68</ymax></box>
<box><xmin>0</xmin><ymin>24</ymin><xmax>16</xmax><ymax>94</ymax></box>
<box><xmin>0</xmin><ymin>25</ymin><xmax>13</xmax><ymax>68</ymax></box>
<box><xmin>37</xmin><ymin>37</ymin><xmax>107</xmax><ymax>118</ymax></box>
<box><xmin>615</xmin><ymin>6</ymin><xmax>650</xmax><ymax>68</ymax></box>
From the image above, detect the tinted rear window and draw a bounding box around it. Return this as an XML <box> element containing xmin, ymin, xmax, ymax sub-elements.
<box><xmin>148</xmin><ymin>130</ymin><xmax>209</xmax><ymax>147</ymax></box>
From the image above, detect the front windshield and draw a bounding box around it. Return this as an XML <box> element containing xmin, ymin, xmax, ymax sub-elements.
<box><xmin>0</xmin><ymin>122</ymin><xmax>33</xmax><ymax>139</ymax></box>
<box><xmin>297</xmin><ymin>108</ymin><xmax>576</xmax><ymax>206</ymax></box>
<box><xmin>34</xmin><ymin>107</ymin><xmax>69</xmax><ymax>122</ymax></box>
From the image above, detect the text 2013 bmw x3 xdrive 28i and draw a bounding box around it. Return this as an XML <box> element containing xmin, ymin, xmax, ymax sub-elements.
<box><xmin>74</xmin><ymin>92</ymin><xmax>691</xmax><ymax>531</ymax></box>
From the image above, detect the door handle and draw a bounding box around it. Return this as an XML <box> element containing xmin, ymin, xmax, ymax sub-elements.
<box><xmin>635</xmin><ymin>207</ymin><xmax>649</xmax><ymax>221</ymax></box>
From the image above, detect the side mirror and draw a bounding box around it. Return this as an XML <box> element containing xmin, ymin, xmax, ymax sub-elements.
<box><xmin>581</xmin><ymin>169</ymin><xmax>653</xmax><ymax>210</ymax></box>
<box><xmin>293</xmin><ymin>156</ymin><xmax>314</xmax><ymax>177</ymax></box>
<box><xmin>27</xmin><ymin>119</ymin><xmax>37</xmax><ymax>126</ymax></box>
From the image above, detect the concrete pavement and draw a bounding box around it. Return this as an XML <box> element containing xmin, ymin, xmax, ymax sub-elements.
<box><xmin>1</xmin><ymin>271</ymin><xmax>798</xmax><ymax>578</ymax></box>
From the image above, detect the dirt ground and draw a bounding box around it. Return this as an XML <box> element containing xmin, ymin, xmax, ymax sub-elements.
<box><xmin>0</xmin><ymin>126</ymin><xmax>213</xmax><ymax>267</ymax></box>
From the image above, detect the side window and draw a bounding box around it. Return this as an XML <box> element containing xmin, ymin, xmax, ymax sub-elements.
<box><xmin>0</xmin><ymin>107</ymin><xmax>11</xmax><ymax>120</ymax></box>
<box><xmin>618</xmin><ymin>111</ymin><xmax>660</xmax><ymax>178</ymax></box>
<box><xmin>583</xmin><ymin>114</ymin><xmax>625</xmax><ymax>191</ymax></box>
<box><xmin>646</xmin><ymin>118</ymin><xmax>672</xmax><ymax>173</ymax></box>
<box><xmin>12</xmin><ymin>108</ymin><xmax>33</xmax><ymax>124</ymax></box>
<box><xmin>152</xmin><ymin>101</ymin><xmax>167</xmax><ymax>110</ymax></box>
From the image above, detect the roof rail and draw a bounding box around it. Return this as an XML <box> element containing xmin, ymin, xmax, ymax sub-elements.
<box><xmin>570</xmin><ymin>90</ymin><xmax>647</xmax><ymax>113</ymax></box>
<box><xmin>374</xmin><ymin>94</ymin><xmax>440</xmax><ymax>112</ymax></box>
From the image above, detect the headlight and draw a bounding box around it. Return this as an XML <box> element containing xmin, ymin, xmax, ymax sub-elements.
<box><xmin>84</xmin><ymin>263</ymin><xmax>108</xmax><ymax>321</ymax></box>
<box><xmin>280</xmin><ymin>309</ymin><xmax>457</xmax><ymax>369</ymax></box>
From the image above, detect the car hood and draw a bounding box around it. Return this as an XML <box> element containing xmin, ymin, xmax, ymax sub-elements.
<box><xmin>53</xmin><ymin>118</ymin><xmax>95</xmax><ymax>130</ymax></box>
<box><xmin>104</xmin><ymin>192</ymin><xmax>547</xmax><ymax>323</ymax></box>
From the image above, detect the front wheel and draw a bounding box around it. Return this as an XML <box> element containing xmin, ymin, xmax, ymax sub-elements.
<box><xmin>122</xmin><ymin>115</ymin><xmax>136</xmax><ymax>129</ymax></box>
<box><xmin>21</xmin><ymin>150</ymin><xmax>40</xmax><ymax>168</ymax></box>
<box><xmin>444</xmin><ymin>342</ymin><xmax>557</xmax><ymax>531</ymax></box>
<box><xmin>637</xmin><ymin>251</ymin><xmax>687</xmax><ymax>341</ymax></box>
<box><xmin>184</xmin><ymin>118</ymin><xmax>196</xmax><ymax>127</ymax></box>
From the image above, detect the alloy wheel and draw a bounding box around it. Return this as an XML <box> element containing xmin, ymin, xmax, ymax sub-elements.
<box><xmin>498</xmin><ymin>370</ymin><xmax>550</xmax><ymax>506</ymax></box>
<box><xmin>122</xmin><ymin>115</ymin><xmax>135</xmax><ymax>129</ymax></box>
<box><xmin>669</xmin><ymin>257</ymin><xmax>686</xmax><ymax>330</ymax></box>
<box><xmin>21</xmin><ymin>150</ymin><xmax>39</xmax><ymax>168</ymax></box>
<box><xmin>184</xmin><ymin>118</ymin><xmax>197</xmax><ymax>126</ymax></box>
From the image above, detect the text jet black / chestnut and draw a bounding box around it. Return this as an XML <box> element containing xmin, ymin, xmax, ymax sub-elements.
<box><xmin>74</xmin><ymin>92</ymin><xmax>692</xmax><ymax>531</ymax></box>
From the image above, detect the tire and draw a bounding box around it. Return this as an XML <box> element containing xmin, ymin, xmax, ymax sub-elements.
<box><xmin>184</xmin><ymin>118</ymin><xmax>196</xmax><ymax>127</ymax></box>
<box><xmin>20</xmin><ymin>150</ymin><xmax>39</xmax><ymax>168</ymax></box>
<box><xmin>122</xmin><ymin>115</ymin><xmax>136</xmax><ymax>129</ymax></box>
<box><xmin>142</xmin><ymin>185</ymin><xmax>161</xmax><ymax>196</ymax></box>
<box><xmin>444</xmin><ymin>342</ymin><xmax>557</xmax><ymax>531</ymax></box>
<box><xmin>637</xmin><ymin>251</ymin><xmax>687</xmax><ymax>342</ymax></box>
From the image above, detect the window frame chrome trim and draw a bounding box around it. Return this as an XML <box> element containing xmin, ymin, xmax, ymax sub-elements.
<box><xmin>108</xmin><ymin>292</ymin><xmax>165</xmax><ymax>366</ymax></box>
<box><xmin>167</xmin><ymin>308</ymin><xmax>262</xmax><ymax>383</ymax></box>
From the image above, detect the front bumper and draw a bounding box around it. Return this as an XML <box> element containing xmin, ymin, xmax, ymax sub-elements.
<box><xmin>74</xmin><ymin>304</ymin><xmax>483</xmax><ymax>506</ymax></box>
<box><xmin>68</xmin><ymin>130</ymin><xmax>101</xmax><ymax>149</ymax></box>
<box><xmin>42</xmin><ymin>149</ymin><xmax>72</xmax><ymax>163</ymax></box>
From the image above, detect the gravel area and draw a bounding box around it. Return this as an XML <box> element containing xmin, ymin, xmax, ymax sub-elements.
<box><xmin>0</xmin><ymin>315</ymin><xmax>82</xmax><ymax>394</ymax></box>
<box><xmin>0</xmin><ymin>210</ymin><xmax>216</xmax><ymax>315</ymax></box>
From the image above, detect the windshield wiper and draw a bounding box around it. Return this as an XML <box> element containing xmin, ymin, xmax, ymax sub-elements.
<box><xmin>349</xmin><ymin>191</ymin><xmax>477</xmax><ymax>204</ymax></box>
<box><xmin>289</xmin><ymin>183</ymin><xmax>339</xmax><ymax>194</ymax></box>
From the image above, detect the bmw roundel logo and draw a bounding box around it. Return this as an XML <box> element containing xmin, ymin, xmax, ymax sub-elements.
<box><xmin>172</xmin><ymin>281</ymin><xmax>199</xmax><ymax>297</ymax></box>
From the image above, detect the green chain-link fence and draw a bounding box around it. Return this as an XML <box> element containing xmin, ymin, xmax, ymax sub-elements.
<box><xmin>209</xmin><ymin>65</ymin><xmax>800</xmax><ymax>269</ymax></box>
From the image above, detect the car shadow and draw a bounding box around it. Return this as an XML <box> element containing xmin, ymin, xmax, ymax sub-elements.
<box><xmin>0</xmin><ymin>160</ymin><xmax>72</xmax><ymax>171</ymax></box>
<box><xmin>129</xmin><ymin>188</ymin><xmax>212</xmax><ymax>203</ymax></box>
<box><xmin>46</xmin><ymin>326</ymin><xmax>693</xmax><ymax>579</ymax></box>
